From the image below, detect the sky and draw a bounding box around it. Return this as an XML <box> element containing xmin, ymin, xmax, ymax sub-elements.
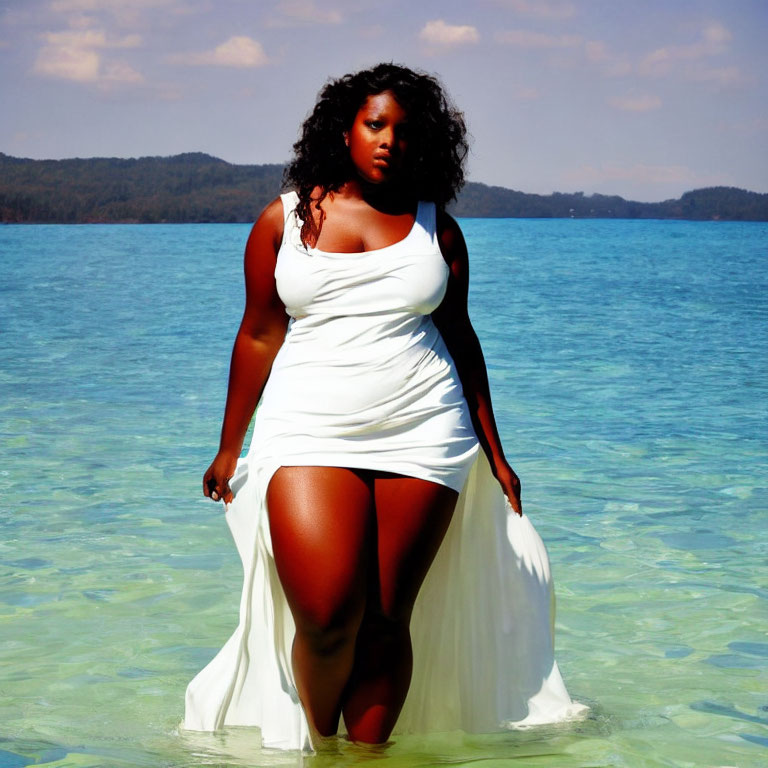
<box><xmin>1</xmin><ymin>0</ymin><xmax>766</xmax><ymax>202</ymax></box>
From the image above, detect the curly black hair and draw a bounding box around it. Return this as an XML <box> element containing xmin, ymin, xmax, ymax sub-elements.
<box><xmin>283</xmin><ymin>62</ymin><xmax>468</xmax><ymax>245</ymax></box>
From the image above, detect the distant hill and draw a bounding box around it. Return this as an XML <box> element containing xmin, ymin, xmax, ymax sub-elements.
<box><xmin>0</xmin><ymin>152</ymin><xmax>282</xmax><ymax>224</ymax></box>
<box><xmin>1</xmin><ymin>152</ymin><xmax>766</xmax><ymax>223</ymax></box>
<box><xmin>454</xmin><ymin>184</ymin><xmax>768</xmax><ymax>221</ymax></box>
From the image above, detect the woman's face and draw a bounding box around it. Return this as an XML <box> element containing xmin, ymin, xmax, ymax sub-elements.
<box><xmin>346</xmin><ymin>90</ymin><xmax>409</xmax><ymax>185</ymax></box>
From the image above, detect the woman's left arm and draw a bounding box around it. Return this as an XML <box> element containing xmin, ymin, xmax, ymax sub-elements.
<box><xmin>432</xmin><ymin>210</ymin><xmax>522</xmax><ymax>516</ymax></box>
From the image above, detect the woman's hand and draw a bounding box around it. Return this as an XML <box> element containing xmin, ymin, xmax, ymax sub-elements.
<box><xmin>203</xmin><ymin>450</ymin><xmax>238</xmax><ymax>504</ymax></box>
<box><xmin>202</xmin><ymin>198</ymin><xmax>288</xmax><ymax>507</ymax></box>
<box><xmin>493</xmin><ymin>459</ymin><xmax>522</xmax><ymax>517</ymax></box>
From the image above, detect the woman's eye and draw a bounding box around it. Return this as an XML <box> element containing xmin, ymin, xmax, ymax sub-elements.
<box><xmin>366</xmin><ymin>120</ymin><xmax>383</xmax><ymax>129</ymax></box>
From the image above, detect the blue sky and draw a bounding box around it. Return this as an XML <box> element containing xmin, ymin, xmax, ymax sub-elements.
<box><xmin>1</xmin><ymin>0</ymin><xmax>766</xmax><ymax>201</ymax></box>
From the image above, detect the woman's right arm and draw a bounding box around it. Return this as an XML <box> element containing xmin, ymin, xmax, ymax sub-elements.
<box><xmin>203</xmin><ymin>197</ymin><xmax>289</xmax><ymax>503</ymax></box>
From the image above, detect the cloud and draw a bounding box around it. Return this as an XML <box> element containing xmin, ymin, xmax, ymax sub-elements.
<box><xmin>687</xmin><ymin>65</ymin><xmax>744</xmax><ymax>87</ymax></box>
<box><xmin>584</xmin><ymin>40</ymin><xmax>631</xmax><ymax>76</ymax></box>
<box><xmin>610</xmin><ymin>92</ymin><xmax>662</xmax><ymax>112</ymax></box>
<box><xmin>420</xmin><ymin>19</ymin><xmax>480</xmax><ymax>48</ymax></box>
<box><xmin>49</xmin><ymin>0</ymin><xmax>178</xmax><ymax>12</ymax></box>
<box><xmin>584</xmin><ymin>40</ymin><xmax>609</xmax><ymax>61</ymax></box>
<box><xmin>701</xmin><ymin>20</ymin><xmax>732</xmax><ymax>46</ymax></box>
<box><xmin>495</xmin><ymin>28</ymin><xmax>581</xmax><ymax>48</ymax></box>
<box><xmin>639</xmin><ymin>21</ymin><xmax>732</xmax><ymax>76</ymax></box>
<box><xmin>48</xmin><ymin>0</ymin><xmax>188</xmax><ymax>27</ymax></box>
<box><xmin>32</xmin><ymin>26</ymin><xmax>143</xmax><ymax>83</ymax></box>
<box><xmin>41</xmin><ymin>28</ymin><xmax>141</xmax><ymax>48</ymax></box>
<box><xmin>635</xmin><ymin>21</ymin><xmax>745</xmax><ymax>88</ymax></box>
<box><xmin>34</xmin><ymin>44</ymin><xmax>101</xmax><ymax>81</ymax></box>
<box><xmin>69</xmin><ymin>14</ymin><xmax>100</xmax><ymax>29</ymax></box>
<box><xmin>269</xmin><ymin>0</ymin><xmax>343</xmax><ymax>26</ymax></box>
<box><xmin>11</xmin><ymin>131</ymin><xmax>34</xmax><ymax>145</ymax></box>
<box><xmin>100</xmin><ymin>60</ymin><xmax>143</xmax><ymax>82</ymax></box>
<box><xmin>173</xmin><ymin>36</ymin><xmax>268</xmax><ymax>68</ymax></box>
<box><xmin>495</xmin><ymin>0</ymin><xmax>575</xmax><ymax>21</ymax></box>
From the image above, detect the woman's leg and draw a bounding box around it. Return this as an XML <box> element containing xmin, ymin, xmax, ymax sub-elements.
<box><xmin>266</xmin><ymin>466</ymin><xmax>373</xmax><ymax>737</ymax></box>
<box><xmin>342</xmin><ymin>474</ymin><xmax>458</xmax><ymax>744</ymax></box>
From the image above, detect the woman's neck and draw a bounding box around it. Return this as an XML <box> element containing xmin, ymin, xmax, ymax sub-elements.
<box><xmin>337</xmin><ymin>178</ymin><xmax>416</xmax><ymax>215</ymax></box>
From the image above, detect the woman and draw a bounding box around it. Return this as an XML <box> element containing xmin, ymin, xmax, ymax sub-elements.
<box><xmin>185</xmin><ymin>63</ymin><xmax>584</xmax><ymax>750</ymax></box>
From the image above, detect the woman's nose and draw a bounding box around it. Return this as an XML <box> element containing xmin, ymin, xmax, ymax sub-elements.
<box><xmin>379</xmin><ymin>127</ymin><xmax>395</xmax><ymax>148</ymax></box>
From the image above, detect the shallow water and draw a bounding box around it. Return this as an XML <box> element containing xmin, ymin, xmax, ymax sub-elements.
<box><xmin>0</xmin><ymin>218</ymin><xmax>766</xmax><ymax>767</ymax></box>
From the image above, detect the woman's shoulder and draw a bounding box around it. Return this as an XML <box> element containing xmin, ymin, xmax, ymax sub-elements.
<box><xmin>246</xmin><ymin>196</ymin><xmax>287</xmax><ymax>258</ymax></box>
<box><xmin>259</xmin><ymin>195</ymin><xmax>290</xmax><ymax>226</ymax></box>
<box><xmin>434</xmin><ymin>208</ymin><xmax>466</xmax><ymax>258</ymax></box>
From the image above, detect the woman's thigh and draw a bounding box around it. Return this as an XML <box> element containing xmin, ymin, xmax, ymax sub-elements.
<box><xmin>266</xmin><ymin>466</ymin><xmax>373</xmax><ymax>632</ymax></box>
<box><xmin>371</xmin><ymin>474</ymin><xmax>458</xmax><ymax>621</ymax></box>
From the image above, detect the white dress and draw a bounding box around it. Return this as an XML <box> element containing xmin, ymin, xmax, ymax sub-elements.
<box><xmin>183</xmin><ymin>192</ymin><xmax>587</xmax><ymax>750</ymax></box>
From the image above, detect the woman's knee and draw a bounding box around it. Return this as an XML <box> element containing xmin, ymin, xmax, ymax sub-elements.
<box><xmin>278</xmin><ymin>543</ymin><xmax>369</xmax><ymax>656</ymax></box>
<box><xmin>294</xmin><ymin>601</ymin><xmax>365</xmax><ymax>657</ymax></box>
<box><xmin>357</xmin><ymin>607</ymin><xmax>410</xmax><ymax>645</ymax></box>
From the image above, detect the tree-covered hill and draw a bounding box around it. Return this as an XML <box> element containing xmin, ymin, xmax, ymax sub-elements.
<box><xmin>1</xmin><ymin>152</ymin><xmax>766</xmax><ymax>223</ymax></box>
<box><xmin>453</xmin><ymin>183</ymin><xmax>768</xmax><ymax>220</ymax></box>
<box><xmin>0</xmin><ymin>152</ymin><xmax>283</xmax><ymax>224</ymax></box>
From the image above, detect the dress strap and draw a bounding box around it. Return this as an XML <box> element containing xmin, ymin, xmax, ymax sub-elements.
<box><xmin>417</xmin><ymin>201</ymin><xmax>438</xmax><ymax>247</ymax></box>
<box><xmin>279</xmin><ymin>191</ymin><xmax>300</xmax><ymax>245</ymax></box>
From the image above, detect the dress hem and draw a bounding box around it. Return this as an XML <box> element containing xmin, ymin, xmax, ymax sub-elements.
<box><xmin>262</xmin><ymin>447</ymin><xmax>479</xmax><ymax>494</ymax></box>
<box><xmin>183</xmin><ymin>449</ymin><xmax>588</xmax><ymax>752</ymax></box>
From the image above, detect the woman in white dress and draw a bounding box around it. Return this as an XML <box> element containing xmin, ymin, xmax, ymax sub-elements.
<box><xmin>196</xmin><ymin>64</ymin><xmax>578</xmax><ymax>748</ymax></box>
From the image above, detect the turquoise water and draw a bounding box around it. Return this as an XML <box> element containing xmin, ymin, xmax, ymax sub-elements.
<box><xmin>0</xmin><ymin>218</ymin><xmax>766</xmax><ymax>767</ymax></box>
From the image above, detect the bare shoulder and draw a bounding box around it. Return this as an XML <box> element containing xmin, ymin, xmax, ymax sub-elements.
<box><xmin>250</xmin><ymin>196</ymin><xmax>285</xmax><ymax>240</ymax></box>
<box><xmin>245</xmin><ymin>196</ymin><xmax>286</xmax><ymax>263</ymax></box>
<box><xmin>436</xmin><ymin>208</ymin><xmax>468</xmax><ymax>268</ymax></box>
<box><xmin>240</xmin><ymin>196</ymin><xmax>288</xmax><ymax>322</ymax></box>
